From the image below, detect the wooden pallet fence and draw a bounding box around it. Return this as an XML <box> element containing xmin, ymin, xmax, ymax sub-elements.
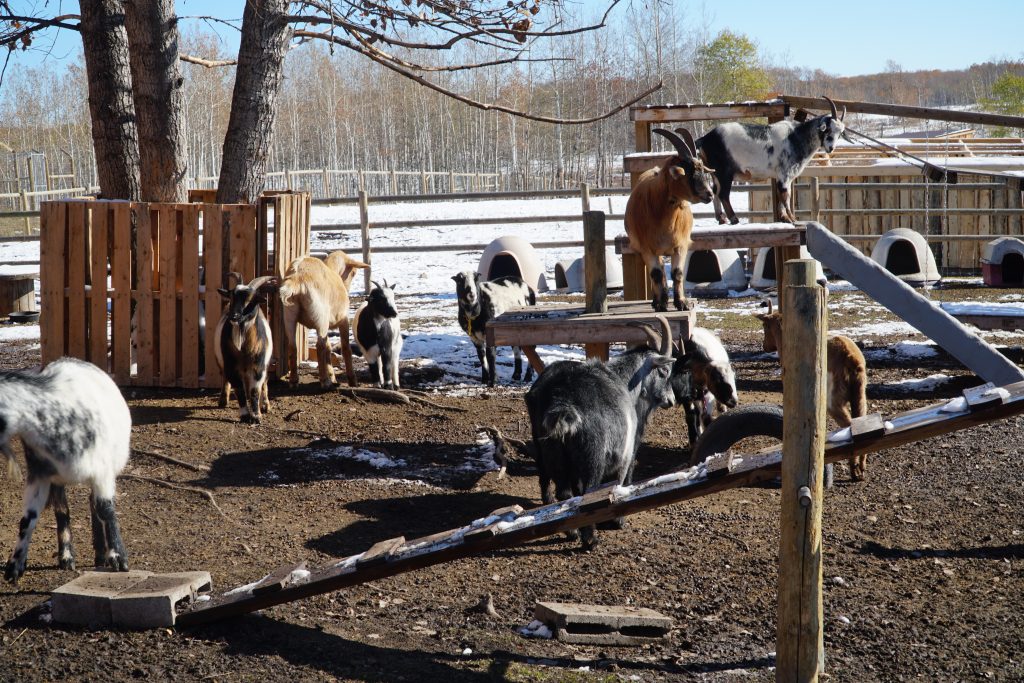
<box><xmin>40</xmin><ymin>195</ymin><xmax>310</xmax><ymax>389</ymax></box>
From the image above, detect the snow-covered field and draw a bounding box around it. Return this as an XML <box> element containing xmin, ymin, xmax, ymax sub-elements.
<box><xmin>2</xmin><ymin>192</ymin><xmax>1023</xmax><ymax>387</ymax></box>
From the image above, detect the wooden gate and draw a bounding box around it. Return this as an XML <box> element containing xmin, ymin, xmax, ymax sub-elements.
<box><xmin>39</xmin><ymin>193</ymin><xmax>310</xmax><ymax>388</ymax></box>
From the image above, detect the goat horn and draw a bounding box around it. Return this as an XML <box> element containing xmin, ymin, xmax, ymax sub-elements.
<box><xmin>822</xmin><ymin>95</ymin><xmax>839</xmax><ymax>120</ymax></box>
<box><xmin>653</xmin><ymin>128</ymin><xmax>693</xmax><ymax>162</ymax></box>
<box><xmin>655</xmin><ymin>314</ymin><xmax>673</xmax><ymax>356</ymax></box>
<box><xmin>225</xmin><ymin>271</ymin><xmax>243</xmax><ymax>289</ymax></box>
<box><xmin>674</xmin><ymin>128</ymin><xmax>699</xmax><ymax>158</ymax></box>
<box><xmin>248</xmin><ymin>275</ymin><xmax>279</xmax><ymax>292</ymax></box>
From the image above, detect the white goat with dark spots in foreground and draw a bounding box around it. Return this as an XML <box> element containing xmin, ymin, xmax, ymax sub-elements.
<box><xmin>353</xmin><ymin>279</ymin><xmax>403</xmax><ymax>389</ymax></box>
<box><xmin>0</xmin><ymin>358</ymin><xmax>131</xmax><ymax>584</ymax></box>
<box><xmin>452</xmin><ymin>271</ymin><xmax>536</xmax><ymax>386</ymax></box>
<box><xmin>697</xmin><ymin>96</ymin><xmax>846</xmax><ymax>224</ymax></box>
<box><xmin>683</xmin><ymin>327</ymin><xmax>739</xmax><ymax>442</ymax></box>
<box><xmin>214</xmin><ymin>273</ymin><xmax>278</xmax><ymax>424</ymax></box>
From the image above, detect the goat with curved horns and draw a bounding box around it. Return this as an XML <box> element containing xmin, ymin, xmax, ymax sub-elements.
<box><xmin>625</xmin><ymin>127</ymin><xmax>716</xmax><ymax>312</ymax></box>
<box><xmin>697</xmin><ymin>95</ymin><xmax>847</xmax><ymax>224</ymax></box>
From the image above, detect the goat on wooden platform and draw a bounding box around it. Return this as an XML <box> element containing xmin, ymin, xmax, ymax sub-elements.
<box><xmin>625</xmin><ymin>128</ymin><xmax>716</xmax><ymax>312</ymax></box>
<box><xmin>756</xmin><ymin>300</ymin><xmax>869</xmax><ymax>480</ymax></box>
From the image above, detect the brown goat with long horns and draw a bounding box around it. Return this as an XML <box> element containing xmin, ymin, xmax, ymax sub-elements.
<box><xmin>625</xmin><ymin>128</ymin><xmax>716</xmax><ymax>312</ymax></box>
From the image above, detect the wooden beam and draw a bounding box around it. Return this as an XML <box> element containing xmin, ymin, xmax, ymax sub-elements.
<box><xmin>781</xmin><ymin>95</ymin><xmax>1024</xmax><ymax>130</ymax></box>
<box><xmin>777</xmin><ymin>260</ymin><xmax>827</xmax><ymax>682</ymax></box>
<box><xmin>631</xmin><ymin>102</ymin><xmax>788</xmax><ymax>123</ymax></box>
<box><xmin>584</xmin><ymin>210</ymin><xmax>609</xmax><ymax>360</ymax></box>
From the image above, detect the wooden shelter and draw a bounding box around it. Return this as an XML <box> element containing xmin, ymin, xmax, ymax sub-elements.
<box><xmin>39</xmin><ymin>191</ymin><xmax>311</xmax><ymax>388</ymax></box>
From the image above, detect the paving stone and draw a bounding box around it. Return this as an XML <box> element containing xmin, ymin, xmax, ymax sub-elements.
<box><xmin>51</xmin><ymin>570</ymin><xmax>153</xmax><ymax>627</ymax></box>
<box><xmin>534</xmin><ymin>601</ymin><xmax>673</xmax><ymax>645</ymax></box>
<box><xmin>110</xmin><ymin>571</ymin><xmax>212</xmax><ymax>629</ymax></box>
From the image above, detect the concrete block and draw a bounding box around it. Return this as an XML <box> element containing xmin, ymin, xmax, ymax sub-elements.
<box><xmin>51</xmin><ymin>570</ymin><xmax>211</xmax><ymax>629</ymax></box>
<box><xmin>110</xmin><ymin>571</ymin><xmax>212</xmax><ymax>629</ymax></box>
<box><xmin>534</xmin><ymin>601</ymin><xmax>672</xmax><ymax>645</ymax></box>
<box><xmin>51</xmin><ymin>570</ymin><xmax>153</xmax><ymax>626</ymax></box>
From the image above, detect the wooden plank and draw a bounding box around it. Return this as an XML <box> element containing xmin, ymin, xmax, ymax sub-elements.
<box><xmin>39</xmin><ymin>202</ymin><xmax>67</xmax><ymax>363</ymax></box>
<box><xmin>780</xmin><ymin>95</ymin><xmax>1024</xmax><ymax>130</ymax></box>
<box><xmin>962</xmin><ymin>382</ymin><xmax>1004</xmax><ymax>411</ymax></box>
<box><xmin>202</xmin><ymin>205</ymin><xmax>224</xmax><ymax>390</ymax></box>
<box><xmin>158</xmin><ymin>207</ymin><xmax>179</xmax><ymax>387</ymax></box>
<box><xmin>180</xmin><ymin>205</ymin><xmax>200</xmax><ymax>388</ymax></box>
<box><xmin>228</xmin><ymin>205</ymin><xmax>256</xmax><ymax>282</ymax></box>
<box><xmin>251</xmin><ymin>561</ymin><xmax>308</xmax><ymax>596</ymax></box>
<box><xmin>488</xmin><ymin>312</ymin><xmax>693</xmax><ymax>348</ymax></box>
<box><xmin>89</xmin><ymin>203</ymin><xmax>109</xmax><ymax>369</ymax></box>
<box><xmin>849</xmin><ymin>413</ymin><xmax>886</xmax><ymax>441</ymax></box>
<box><xmin>615</xmin><ymin>227</ymin><xmax>804</xmax><ymax>253</ymax></box>
<box><xmin>66</xmin><ymin>201</ymin><xmax>87</xmax><ymax>359</ymax></box>
<box><xmin>111</xmin><ymin>203</ymin><xmax>132</xmax><ymax>384</ymax></box>
<box><xmin>630</xmin><ymin>102</ymin><xmax>787</xmax><ymax>123</ymax></box>
<box><xmin>357</xmin><ymin>536</ymin><xmax>406</xmax><ymax>568</ymax></box>
<box><xmin>777</xmin><ymin>259</ymin><xmax>826</xmax><ymax>681</ymax></box>
<box><xmin>578</xmin><ymin>482</ymin><xmax>619</xmax><ymax>512</ymax></box>
<box><xmin>463</xmin><ymin>505</ymin><xmax>524</xmax><ymax>542</ymax></box>
<box><xmin>135</xmin><ymin>207</ymin><xmax>156</xmax><ymax>385</ymax></box>
<box><xmin>177</xmin><ymin>379</ymin><xmax>1024</xmax><ymax>628</ymax></box>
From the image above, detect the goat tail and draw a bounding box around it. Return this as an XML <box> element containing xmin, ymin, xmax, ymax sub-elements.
<box><xmin>541</xmin><ymin>403</ymin><xmax>582</xmax><ymax>441</ymax></box>
<box><xmin>277</xmin><ymin>280</ymin><xmax>297</xmax><ymax>308</ymax></box>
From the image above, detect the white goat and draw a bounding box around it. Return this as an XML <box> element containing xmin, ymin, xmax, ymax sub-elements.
<box><xmin>279</xmin><ymin>251</ymin><xmax>369</xmax><ymax>389</ymax></box>
<box><xmin>697</xmin><ymin>96</ymin><xmax>847</xmax><ymax>224</ymax></box>
<box><xmin>0</xmin><ymin>359</ymin><xmax>131</xmax><ymax>583</ymax></box>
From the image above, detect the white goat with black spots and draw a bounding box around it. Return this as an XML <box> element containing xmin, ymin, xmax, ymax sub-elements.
<box><xmin>452</xmin><ymin>271</ymin><xmax>536</xmax><ymax>386</ymax></box>
<box><xmin>353</xmin><ymin>280</ymin><xmax>403</xmax><ymax>389</ymax></box>
<box><xmin>682</xmin><ymin>327</ymin><xmax>739</xmax><ymax>443</ymax></box>
<box><xmin>697</xmin><ymin>96</ymin><xmax>847</xmax><ymax>224</ymax></box>
<box><xmin>0</xmin><ymin>358</ymin><xmax>131</xmax><ymax>584</ymax></box>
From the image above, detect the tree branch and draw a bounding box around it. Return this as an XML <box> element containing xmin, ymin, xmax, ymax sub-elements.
<box><xmin>294</xmin><ymin>28</ymin><xmax>662</xmax><ymax>124</ymax></box>
<box><xmin>180</xmin><ymin>53</ymin><xmax>237</xmax><ymax>68</ymax></box>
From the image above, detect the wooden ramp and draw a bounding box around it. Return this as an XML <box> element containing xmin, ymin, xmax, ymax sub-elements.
<box><xmin>176</xmin><ymin>379</ymin><xmax>1024</xmax><ymax>627</ymax></box>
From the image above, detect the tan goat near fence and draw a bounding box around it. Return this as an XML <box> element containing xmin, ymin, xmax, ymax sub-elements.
<box><xmin>625</xmin><ymin>128</ymin><xmax>716</xmax><ymax>312</ymax></box>
<box><xmin>756</xmin><ymin>302</ymin><xmax>870</xmax><ymax>480</ymax></box>
<box><xmin>279</xmin><ymin>251</ymin><xmax>369</xmax><ymax>389</ymax></box>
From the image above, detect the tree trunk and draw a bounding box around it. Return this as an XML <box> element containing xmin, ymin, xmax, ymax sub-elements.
<box><xmin>79</xmin><ymin>0</ymin><xmax>141</xmax><ymax>200</ymax></box>
<box><xmin>216</xmin><ymin>0</ymin><xmax>292</xmax><ymax>204</ymax></box>
<box><xmin>124</xmin><ymin>0</ymin><xmax>188</xmax><ymax>202</ymax></box>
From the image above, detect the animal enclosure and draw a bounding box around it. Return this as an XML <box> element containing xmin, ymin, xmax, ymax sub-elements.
<box><xmin>38</xmin><ymin>192</ymin><xmax>311</xmax><ymax>388</ymax></box>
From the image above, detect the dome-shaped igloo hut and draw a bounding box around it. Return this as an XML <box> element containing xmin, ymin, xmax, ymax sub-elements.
<box><xmin>870</xmin><ymin>228</ymin><xmax>941</xmax><ymax>287</ymax></box>
<box><xmin>981</xmin><ymin>236</ymin><xmax>1024</xmax><ymax>288</ymax></box>
<box><xmin>553</xmin><ymin>252</ymin><xmax>624</xmax><ymax>292</ymax></box>
<box><xmin>478</xmin><ymin>235</ymin><xmax>548</xmax><ymax>292</ymax></box>
<box><xmin>683</xmin><ymin>249</ymin><xmax>748</xmax><ymax>296</ymax></box>
<box><xmin>750</xmin><ymin>246</ymin><xmax>826</xmax><ymax>289</ymax></box>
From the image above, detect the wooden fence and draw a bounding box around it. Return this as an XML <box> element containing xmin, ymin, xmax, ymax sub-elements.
<box><xmin>39</xmin><ymin>192</ymin><xmax>310</xmax><ymax>388</ymax></box>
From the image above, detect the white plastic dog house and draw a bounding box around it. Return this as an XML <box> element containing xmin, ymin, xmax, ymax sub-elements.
<box><xmin>683</xmin><ymin>249</ymin><xmax>747</xmax><ymax>296</ymax></box>
<box><xmin>870</xmin><ymin>228</ymin><xmax>941</xmax><ymax>286</ymax></box>
<box><xmin>750</xmin><ymin>246</ymin><xmax>826</xmax><ymax>289</ymax></box>
<box><xmin>478</xmin><ymin>235</ymin><xmax>549</xmax><ymax>292</ymax></box>
<box><xmin>981</xmin><ymin>237</ymin><xmax>1024</xmax><ymax>287</ymax></box>
<box><xmin>554</xmin><ymin>252</ymin><xmax>624</xmax><ymax>292</ymax></box>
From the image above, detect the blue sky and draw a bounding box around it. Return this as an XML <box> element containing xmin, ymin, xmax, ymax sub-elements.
<box><xmin>4</xmin><ymin>0</ymin><xmax>1023</xmax><ymax>78</ymax></box>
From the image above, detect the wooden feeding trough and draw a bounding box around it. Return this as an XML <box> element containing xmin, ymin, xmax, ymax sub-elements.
<box><xmin>38</xmin><ymin>192</ymin><xmax>311</xmax><ymax>388</ymax></box>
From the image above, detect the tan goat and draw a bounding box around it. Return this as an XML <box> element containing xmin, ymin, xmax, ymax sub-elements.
<box><xmin>756</xmin><ymin>302</ymin><xmax>870</xmax><ymax>480</ymax></box>
<box><xmin>625</xmin><ymin>128</ymin><xmax>715</xmax><ymax>312</ymax></box>
<box><xmin>279</xmin><ymin>251</ymin><xmax>369</xmax><ymax>389</ymax></box>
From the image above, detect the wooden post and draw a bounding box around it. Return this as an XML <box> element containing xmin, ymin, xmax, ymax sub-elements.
<box><xmin>322</xmin><ymin>168</ymin><xmax>329</xmax><ymax>199</ymax></box>
<box><xmin>581</xmin><ymin>183</ymin><xmax>591</xmax><ymax>212</ymax></box>
<box><xmin>623</xmin><ymin>121</ymin><xmax>652</xmax><ymax>301</ymax></box>
<box><xmin>810</xmin><ymin>177</ymin><xmax>820</xmax><ymax>223</ymax></box>
<box><xmin>421</xmin><ymin>169</ymin><xmax>428</xmax><ymax>194</ymax></box>
<box><xmin>777</xmin><ymin>259</ymin><xmax>827</xmax><ymax>683</ymax></box>
<box><xmin>19</xmin><ymin>189</ymin><xmax>30</xmax><ymax>234</ymax></box>
<box><xmin>391</xmin><ymin>169</ymin><xmax>398</xmax><ymax>195</ymax></box>
<box><xmin>448</xmin><ymin>171</ymin><xmax>455</xmax><ymax>193</ymax></box>
<box><xmin>583</xmin><ymin>211</ymin><xmax>608</xmax><ymax>361</ymax></box>
<box><xmin>358</xmin><ymin>190</ymin><xmax>371</xmax><ymax>294</ymax></box>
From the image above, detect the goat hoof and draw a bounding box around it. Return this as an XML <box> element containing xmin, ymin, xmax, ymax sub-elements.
<box><xmin>563</xmin><ymin>529</ymin><xmax>579</xmax><ymax>541</ymax></box>
<box><xmin>4</xmin><ymin>558</ymin><xmax>24</xmax><ymax>584</ymax></box>
<box><xmin>106</xmin><ymin>553</ymin><xmax>129</xmax><ymax>572</ymax></box>
<box><xmin>729</xmin><ymin>217</ymin><xmax>741</xmax><ymax>225</ymax></box>
<box><xmin>597</xmin><ymin>518</ymin><xmax>626</xmax><ymax>531</ymax></box>
<box><xmin>58</xmin><ymin>555</ymin><xmax>76</xmax><ymax>571</ymax></box>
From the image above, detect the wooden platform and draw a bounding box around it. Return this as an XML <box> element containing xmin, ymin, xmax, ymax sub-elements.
<box><xmin>486</xmin><ymin>300</ymin><xmax>694</xmax><ymax>360</ymax></box>
<box><xmin>941</xmin><ymin>303</ymin><xmax>1024</xmax><ymax>332</ymax></box>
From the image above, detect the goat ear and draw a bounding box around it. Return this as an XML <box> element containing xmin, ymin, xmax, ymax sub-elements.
<box><xmin>451</xmin><ymin>274</ymin><xmax>459</xmax><ymax>283</ymax></box>
<box><xmin>217</xmin><ymin>288</ymin><xmax>230</xmax><ymax>300</ymax></box>
<box><xmin>669</xmin><ymin>165</ymin><xmax>687</xmax><ymax>179</ymax></box>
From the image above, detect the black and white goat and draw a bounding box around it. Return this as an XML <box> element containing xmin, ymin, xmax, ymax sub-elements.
<box><xmin>214</xmin><ymin>273</ymin><xmax>277</xmax><ymax>424</ymax></box>
<box><xmin>682</xmin><ymin>326</ymin><xmax>739</xmax><ymax>443</ymax></box>
<box><xmin>353</xmin><ymin>279</ymin><xmax>403</xmax><ymax>389</ymax></box>
<box><xmin>525</xmin><ymin>317</ymin><xmax>686</xmax><ymax>549</ymax></box>
<box><xmin>697</xmin><ymin>96</ymin><xmax>847</xmax><ymax>224</ymax></box>
<box><xmin>1</xmin><ymin>358</ymin><xmax>132</xmax><ymax>583</ymax></box>
<box><xmin>452</xmin><ymin>271</ymin><xmax>536</xmax><ymax>386</ymax></box>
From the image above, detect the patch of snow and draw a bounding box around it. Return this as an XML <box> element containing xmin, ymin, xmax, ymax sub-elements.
<box><xmin>519</xmin><ymin>619</ymin><xmax>554</xmax><ymax>639</ymax></box>
<box><xmin>941</xmin><ymin>397</ymin><xmax>968</xmax><ymax>413</ymax></box>
<box><xmin>828</xmin><ymin>427</ymin><xmax>852</xmax><ymax>443</ymax></box>
<box><xmin>287</xmin><ymin>568</ymin><xmax>311</xmax><ymax>584</ymax></box>
<box><xmin>0</xmin><ymin>323</ymin><xmax>40</xmax><ymax>342</ymax></box>
<box><xmin>224</xmin><ymin>572</ymin><xmax>272</xmax><ymax>596</ymax></box>
<box><xmin>983</xmin><ymin>387</ymin><xmax>1011</xmax><ymax>401</ymax></box>
<box><xmin>887</xmin><ymin>373</ymin><xmax>952</xmax><ymax>392</ymax></box>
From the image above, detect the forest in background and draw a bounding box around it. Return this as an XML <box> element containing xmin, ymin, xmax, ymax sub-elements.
<box><xmin>1</xmin><ymin>1</ymin><xmax>1022</xmax><ymax>194</ymax></box>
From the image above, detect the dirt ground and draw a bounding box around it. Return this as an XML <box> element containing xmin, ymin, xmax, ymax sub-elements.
<box><xmin>1</xmin><ymin>283</ymin><xmax>1023</xmax><ymax>682</ymax></box>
